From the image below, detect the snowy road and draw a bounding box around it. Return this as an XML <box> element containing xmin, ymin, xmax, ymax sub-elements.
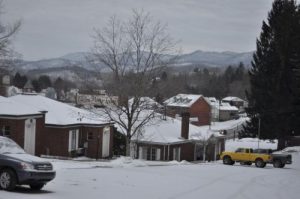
<box><xmin>1</xmin><ymin>154</ymin><xmax>300</xmax><ymax>199</ymax></box>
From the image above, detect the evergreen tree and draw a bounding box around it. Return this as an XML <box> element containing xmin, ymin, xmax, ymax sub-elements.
<box><xmin>38</xmin><ymin>75</ymin><xmax>52</xmax><ymax>89</ymax></box>
<box><xmin>244</xmin><ymin>0</ymin><xmax>300</xmax><ymax>149</ymax></box>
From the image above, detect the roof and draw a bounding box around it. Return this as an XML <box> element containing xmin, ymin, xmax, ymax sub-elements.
<box><xmin>9</xmin><ymin>94</ymin><xmax>110</xmax><ymax>126</ymax></box>
<box><xmin>132</xmin><ymin>112</ymin><xmax>249</xmax><ymax>144</ymax></box>
<box><xmin>219</xmin><ymin>102</ymin><xmax>239</xmax><ymax>111</ymax></box>
<box><xmin>222</xmin><ymin>96</ymin><xmax>244</xmax><ymax>102</ymax></box>
<box><xmin>0</xmin><ymin>96</ymin><xmax>43</xmax><ymax>117</ymax></box>
<box><xmin>164</xmin><ymin>94</ymin><xmax>203</xmax><ymax>108</ymax></box>
<box><xmin>205</xmin><ymin>98</ymin><xmax>238</xmax><ymax>111</ymax></box>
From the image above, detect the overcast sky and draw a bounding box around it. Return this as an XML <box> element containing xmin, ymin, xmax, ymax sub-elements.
<box><xmin>2</xmin><ymin>0</ymin><xmax>273</xmax><ymax>61</ymax></box>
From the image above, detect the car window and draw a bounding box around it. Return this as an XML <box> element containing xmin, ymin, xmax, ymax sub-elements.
<box><xmin>0</xmin><ymin>137</ymin><xmax>25</xmax><ymax>154</ymax></box>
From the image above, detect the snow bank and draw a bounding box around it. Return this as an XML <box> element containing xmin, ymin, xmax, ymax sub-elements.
<box><xmin>225</xmin><ymin>138</ymin><xmax>278</xmax><ymax>151</ymax></box>
<box><xmin>49</xmin><ymin>156</ymin><xmax>191</xmax><ymax>170</ymax></box>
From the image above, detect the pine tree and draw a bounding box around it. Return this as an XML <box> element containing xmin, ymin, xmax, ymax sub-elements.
<box><xmin>244</xmin><ymin>0</ymin><xmax>300</xmax><ymax>149</ymax></box>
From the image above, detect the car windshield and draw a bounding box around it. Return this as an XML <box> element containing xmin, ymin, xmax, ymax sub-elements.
<box><xmin>0</xmin><ymin>136</ymin><xmax>25</xmax><ymax>154</ymax></box>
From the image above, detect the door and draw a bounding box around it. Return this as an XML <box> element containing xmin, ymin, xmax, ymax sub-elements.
<box><xmin>102</xmin><ymin>127</ymin><xmax>110</xmax><ymax>158</ymax></box>
<box><xmin>173</xmin><ymin>147</ymin><xmax>181</xmax><ymax>161</ymax></box>
<box><xmin>24</xmin><ymin>118</ymin><xmax>36</xmax><ymax>155</ymax></box>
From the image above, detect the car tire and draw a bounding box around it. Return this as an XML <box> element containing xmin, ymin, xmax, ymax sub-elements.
<box><xmin>223</xmin><ymin>156</ymin><xmax>233</xmax><ymax>165</ymax></box>
<box><xmin>273</xmin><ymin>159</ymin><xmax>282</xmax><ymax>168</ymax></box>
<box><xmin>0</xmin><ymin>169</ymin><xmax>17</xmax><ymax>191</ymax></box>
<box><xmin>255</xmin><ymin>158</ymin><xmax>266</xmax><ymax>168</ymax></box>
<box><xmin>30</xmin><ymin>183</ymin><xmax>45</xmax><ymax>190</ymax></box>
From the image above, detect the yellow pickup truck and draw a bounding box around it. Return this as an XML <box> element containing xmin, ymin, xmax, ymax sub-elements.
<box><xmin>220</xmin><ymin>148</ymin><xmax>271</xmax><ymax>168</ymax></box>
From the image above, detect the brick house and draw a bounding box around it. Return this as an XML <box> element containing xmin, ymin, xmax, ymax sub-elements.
<box><xmin>0</xmin><ymin>96</ymin><xmax>46</xmax><ymax>155</ymax></box>
<box><xmin>164</xmin><ymin>94</ymin><xmax>211</xmax><ymax>126</ymax></box>
<box><xmin>130</xmin><ymin>111</ymin><xmax>248</xmax><ymax>162</ymax></box>
<box><xmin>6</xmin><ymin>94</ymin><xmax>114</xmax><ymax>159</ymax></box>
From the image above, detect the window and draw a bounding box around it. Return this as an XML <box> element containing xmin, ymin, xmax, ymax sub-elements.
<box><xmin>2</xmin><ymin>126</ymin><xmax>10</xmax><ymax>137</ymax></box>
<box><xmin>87</xmin><ymin>132</ymin><xmax>93</xmax><ymax>140</ymax></box>
<box><xmin>173</xmin><ymin>147</ymin><xmax>181</xmax><ymax>161</ymax></box>
<box><xmin>140</xmin><ymin>147</ymin><xmax>160</xmax><ymax>160</ymax></box>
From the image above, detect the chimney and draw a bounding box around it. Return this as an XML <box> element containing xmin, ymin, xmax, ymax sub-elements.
<box><xmin>181</xmin><ymin>112</ymin><xmax>190</xmax><ymax>139</ymax></box>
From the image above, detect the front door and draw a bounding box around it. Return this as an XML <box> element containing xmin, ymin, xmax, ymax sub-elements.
<box><xmin>102</xmin><ymin>127</ymin><xmax>110</xmax><ymax>158</ymax></box>
<box><xmin>24</xmin><ymin>119</ymin><xmax>36</xmax><ymax>155</ymax></box>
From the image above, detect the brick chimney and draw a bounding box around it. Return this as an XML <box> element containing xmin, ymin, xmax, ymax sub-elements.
<box><xmin>181</xmin><ymin>112</ymin><xmax>190</xmax><ymax>139</ymax></box>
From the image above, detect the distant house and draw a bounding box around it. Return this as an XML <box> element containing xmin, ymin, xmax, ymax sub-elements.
<box><xmin>9</xmin><ymin>94</ymin><xmax>114</xmax><ymax>159</ymax></box>
<box><xmin>206</xmin><ymin>97</ymin><xmax>239</xmax><ymax>121</ymax></box>
<box><xmin>0</xmin><ymin>96</ymin><xmax>46</xmax><ymax>155</ymax></box>
<box><xmin>164</xmin><ymin>94</ymin><xmax>211</xmax><ymax>126</ymax></box>
<box><xmin>23</xmin><ymin>80</ymin><xmax>34</xmax><ymax>93</ymax></box>
<box><xmin>222</xmin><ymin>96</ymin><xmax>247</xmax><ymax>112</ymax></box>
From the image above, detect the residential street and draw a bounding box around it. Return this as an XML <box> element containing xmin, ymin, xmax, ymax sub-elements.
<box><xmin>1</xmin><ymin>152</ymin><xmax>299</xmax><ymax>199</ymax></box>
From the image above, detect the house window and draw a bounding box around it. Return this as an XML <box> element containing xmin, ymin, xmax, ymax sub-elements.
<box><xmin>69</xmin><ymin>129</ymin><xmax>79</xmax><ymax>152</ymax></box>
<box><xmin>2</xmin><ymin>126</ymin><xmax>10</xmax><ymax>137</ymax></box>
<box><xmin>87</xmin><ymin>132</ymin><xmax>93</xmax><ymax>140</ymax></box>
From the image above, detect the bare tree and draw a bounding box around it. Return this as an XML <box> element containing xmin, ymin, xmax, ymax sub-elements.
<box><xmin>91</xmin><ymin>9</ymin><xmax>177</xmax><ymax>156</ymax></box>
<box><xmin>0</xmin><ymin>1</ymin><xmax>21</xmax><ymax>71</ymax></box>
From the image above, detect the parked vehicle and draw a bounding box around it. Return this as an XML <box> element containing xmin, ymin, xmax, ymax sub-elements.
<box><xmin>220</xmin><ymin>148</ymin><xmax>271</xmax><ymax>168</ymax></box>
<box><xmin>0</xmin><ymin>136</ymin><xmax>56</xmax><ymax>191</ymax></box>
<box><xmin>253</xmin><ymin>148</ymin><xmax>292</xmax><ymax>168</ymax></box>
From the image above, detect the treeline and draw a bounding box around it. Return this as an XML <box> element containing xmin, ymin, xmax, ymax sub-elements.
<box><xmin>149</xmin><ymin>63</ymin><xmax>249</xmax><ymax>103</ymax></box>
<box><xmin>12</xmin><ymin>72</ymin><xmax>76</xmax><ymax>93</ymax></box>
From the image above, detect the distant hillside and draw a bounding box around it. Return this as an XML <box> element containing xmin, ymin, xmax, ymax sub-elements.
<box><xmin>15</xmin><ymin>50</ymin><xmax>253</xmax><ymax>71</ymax></box>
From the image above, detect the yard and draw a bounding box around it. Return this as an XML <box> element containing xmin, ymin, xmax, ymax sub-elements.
<box><xmin>1</xmin><ymin>151</ymin><xmax>300</xmax><ymax>199</ymax></box>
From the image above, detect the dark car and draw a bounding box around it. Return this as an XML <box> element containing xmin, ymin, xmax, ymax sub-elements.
<box><xmin>253</xmin><ymin>148</ymin><xmax>292</xmax><ymax>168</ymax></box>
<box><xmin>0</xmin><ymin>136</ymin><xmax>56</xmax><ymax>191</ymax></box>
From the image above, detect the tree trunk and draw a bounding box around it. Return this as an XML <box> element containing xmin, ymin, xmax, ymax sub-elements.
<box><xmin>126</xmin><ymin>138</ymin><xmax>131</xmax><ymax>157</ymax></box>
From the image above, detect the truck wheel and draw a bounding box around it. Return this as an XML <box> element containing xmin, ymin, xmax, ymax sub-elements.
<box><xmin>30</xmin><ymin>183</ymin><xmax>45</xmax><ymax>190</ymax></box>
<box><xmin>279</xmin><ymin>163</ymin><xmax>285</xmax><ymax>168</ymax></box>
<box><xmin>273</xmin><ymin>159</ymin><xmax>282</xmax><ymax>168</ymax></box>
<box><xmin>0</xmin><ymin>169</ymin><xmax>17</xmax><ymax>191</ymax></box>
<box><xmin>223</xmin><ymin>156</ymin><xmax>232</xmax><ymax>165</ymax></box>
<box><xmin>255</xmin><ymin>159</ymin><xmax>266</xmax><ymax>168</ymax></box>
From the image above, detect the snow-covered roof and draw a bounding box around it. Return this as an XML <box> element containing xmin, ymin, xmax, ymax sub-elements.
<box><xmin>205</xmin><ymin>98</ymin><xmax>238</xmax><ymax>111</ymax></box>
<box><xmin>222</xmin><ymin>96</ymin><xmax>244</xmax><ymax>102</ymax></box>
<box><xmin>133</xmin><ymin>113</ymin><xmax>249</xmax><ymax>144</ymax></box>
<box><xmin>9</xmin><ymin>94</ymin><xmax>110</xmax><ymax>126</ymax></box>
<box><xmin>0</xmin><ymin>96</ymin><xmax>42</xmax><ymax>117</ymax></box>
<box><xmin>128</xmin><ymin>97</ymin><xmax>162</xmax><ymax>108</ymax></box>
<box><xmin>133</xmin><ymin>115</ymin><xmax>205</xmax><ymax>143</ymax></box>
<box><xmin>164</xmin><ymin>94</ymin><xmax>203</xmax><ymax>108</ymax></box>
<box><xmin>219</xmin><ymin>102</ymin><xmax>239</xmax><ymax>111</ymax></box>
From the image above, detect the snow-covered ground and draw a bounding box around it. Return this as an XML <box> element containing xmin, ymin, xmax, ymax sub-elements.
<box><xmin>1</xmin><ymin>150</ymin><xmax>300</xmax><ymax>199</ymax></box>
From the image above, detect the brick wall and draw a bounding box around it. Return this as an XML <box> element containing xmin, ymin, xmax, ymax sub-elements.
<box><xmin>189</xmin><ymin>97</ymin><xmax>211</xmax><ymax>126</ymax></box>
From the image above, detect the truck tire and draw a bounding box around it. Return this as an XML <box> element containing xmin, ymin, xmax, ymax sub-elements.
<box><xmin>273</xmin><ymin>159</ymin><xmax>282</xmax><ymax>168</ymax></box>
<box><xmin>30</xmin><ymin>183</ymin><xmax>45</xmax><ymax>190</ymax></box>
<box><xmin>223</xmin><ymin>156</ymin><xmax>233</xmax><ymax>165</ymax></box>
<box><xmin>255</xmin><ymin>158</ymin><xmax>266</xmax><ymax>168</ymax></box>
<box><xmin>0</xmin><ymin>169</ymin><xmax>17</xmax><ymax>191</ymax></box>
<box><xmin>279</xmin><ymin>163</ymin><xmax>285</xmax><ymax>168</ymax></box>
